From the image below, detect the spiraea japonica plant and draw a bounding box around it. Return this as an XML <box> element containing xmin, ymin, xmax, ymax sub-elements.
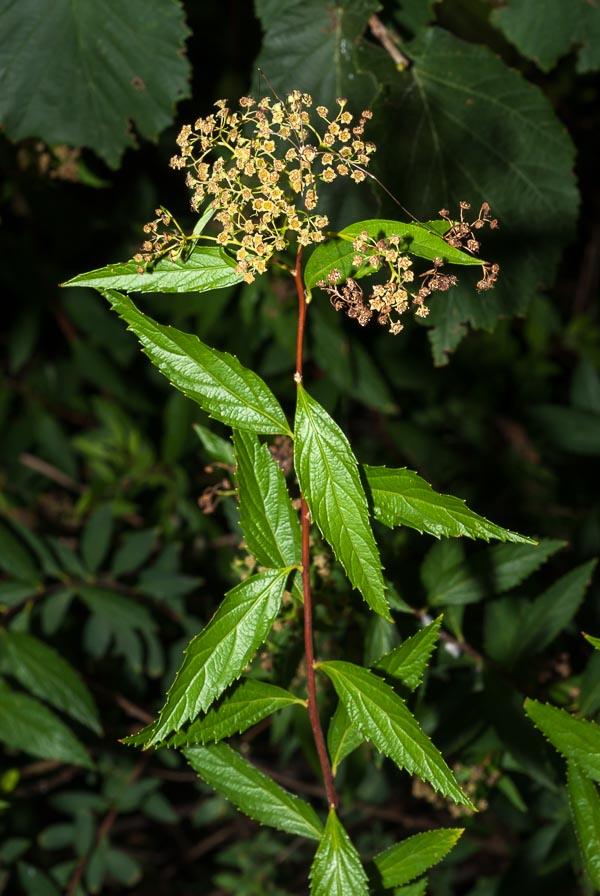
<box><xmin>64</xmin><ymin>89</ymin><xmax>531</xmax><ymax>894</ymax></box>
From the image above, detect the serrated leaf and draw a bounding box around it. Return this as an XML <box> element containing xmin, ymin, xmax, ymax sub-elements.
<box><xmin>294</xmin><ymin>385</ymin><xmax>389</xmax><ymax>619</ymax></box>
<box><xmin>170</xmin><ymin>679</ymin><xmax>304</xmax><ymax>747</ymax></box>
<box><xmin>373</xmin><ymin>828</ymin><xmax>463</xmax><ymax>888</ymax></box>
<box><xmin>375</xmin><ymin>617</ymin><xmax>442</xmax><ymax>690</ymax></box>
<box><xmin>310</xmin><ymin>808</ymin><xmax>369</xmax><ymax>895</ymax></box>
<box><xmin>567</xmin><ymin>761</ymin><xmax>600</xmax><ymax>889</ymax></box>
<box><xmin>101</xmin><ymin>290</ymin><xmax>291</xmax><ymax>435</ymax></box>
<box><xmin>80</xmin><ymin>504</ymin><xmax>114</xmax><ymax>574</ymax></box>
<box><xmin>184</xmin><ymin>742</ymin><xmax>323</xmax><ymax>841</ymax></box>
<box><xmin>305</xmin><ymin>219</ymin><xmax>481</xmax><ymax>293</ymax></box>
<box><xmin>364</xmin><ymin>465</ymin><xmax>535</xmax><ymax>543</ymax></box>
<box><xmin>0</xmin><ymin>631</ymin><xmax>101</xmax><ymax>734</ymax></box>
<box><xmin>63</xmin><ymin>247</ymin><xmax>242</xmax><ymax>294</ymax></box>
<box><xmin>421</xmin><ymin>538</ymin><xmax>564</xmax><ymax>607</ymax></box>
<box><xmin>319</xmin><ymin>661</ymin><xmax>472</xmax><ymax>806</ymax></box>
<box><xmin>525</xmin><ymin>699</ymin><xmax>600</xmax><ymax>782</ymax></box>
<box><xmin>491</xmin><ymin>0</ymin><xmax>600</xmax><ymax>74</ymax></box>
<box><xmin>327</xmin><ymin>703</ymin><xmax>365</xmax><ymax>774</ymax></box>
<box><xmin>147</xmin><ymin>568</ymin><xmax>290</xmax><ymax>746</ymax></box>
<box><xmin>0</xmin><ymin>685</ymin><xmax>93</xmax><ymax>768</ymax></box>
<box><xmin>379</xmin><ymin>27</ymin><xmax>578</xmax><ymax>363</ymax></box>
<box><xmin>233</xmin><ymin>429</ymin><xmax>302</xmax><ymax>599</ymax></box>
<box><xmin>0</xmin><ymin>520</ymin><xmax>40</xmax><ymax>584</ymax></box>
<box><xmin>392</xmin><ymin>880</ymin><xmax>428</xmax><ymax>896</ymax></box>
<box><xmin>0</xmin><ymin>0</ymin><xmax>190</xmax><ymax>168</ymax></box>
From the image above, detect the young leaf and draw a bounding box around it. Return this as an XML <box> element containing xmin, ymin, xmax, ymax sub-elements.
<box><xmin>319</xmin><ymin>661</ymin><xmax>473</xmax><ymax>807</ymax></box>
<box><xmin>525</xmin><ymin>699</ymin><xmax>600</xmax><ymax>782</ymax></box>
<box><xmin>364</xmin><ymin>465</ymin><xmax>535</xmax><ymax>543</ymax></box>
<box><xmin>184</xmin><ymin>742</ymin><xmax>324</xmax><ymax>841</ymax></box>
<box><xmin>375</xmin><ymin>617</ymin><xmax>443</xmax><ymax>690</ymax></box>
<box><xmin>584</xmin><ymin>633</ymin><xmax>600</xmax><ymax>652</ymax></box>
<box><xmin>0</xmin><ymin>684</ymin><xmax>93</xmax><ymax>769</ymax></box>
<box><xmin>327</xmin><ymin>703</ymin><xmax>365</xmax><ymax>775</ymax></box>
<box><xmin>567</xmin><ymin>761</ymin><xmax>600</xmax><ymax>889</ymax></box>
<box><xmin>294</xmin><ymin>385</ymin><xmax>389</xmax><ymax>619</ymax></box>
<box><xmin>310</xmin><ymin>808</ymin><xmax>369</xmax><ymax>896</ymax></box>
<box><xmin>305</xmin><ymin>219</ymin><xmax>482</xmax><ymax>292</ymax></box>
<box><xmin>0</xmin><ymin>631</ymin><xmax>101</xmax><ymax>734</ymax></box>
<box><xmin>169</xmin><ymin>679</ymin><xmax>305</xmax><ymax>747</ymax></box>
<box><xmin>372</xmin><ymin>828</ymin><xmax>464</xmax><ymax>888</ymax></box>
<box><xmin>102</xmin><ymin>290</ymin><xmax>291</xmax><ymax>436</ymax></box>
<box><xmin>233</xmin><ymin>429</ymin><xmax>302</xmax><ymax>599</ymax></box>
<box><xmin>63</xmin><ymin>247</ymin><xmax>243</xmax><ymax>294</ymax></box>
<box><xmin>147</xmin><ymin>568</ymin><xmax>291</xmax><ymax>746</ymax></box>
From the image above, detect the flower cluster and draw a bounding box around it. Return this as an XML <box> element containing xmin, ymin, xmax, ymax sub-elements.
<box><xmin>318</xmin><ymin>232</ymin><xmax>458</xmax><ymax>335</ymax></box>
<box><xmin>147</xmin><ymin>91</ymin><xmax>376</xmax><ymax>282</ymax></box>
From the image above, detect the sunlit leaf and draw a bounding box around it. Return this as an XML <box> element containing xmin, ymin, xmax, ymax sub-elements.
<box><xmin>525</xmin><ymin>699</ymin><xmax>600</xmax><ymax>782</ymax></box>
<box><xmin>373</xmin><ymin>828</ymin><xmax>463</xmax><ymax>888</ymax></box>
<box><xmin>567</xmin><ymin>761</ymin><xmax>600</xmax><ymax>888</ymax></box>
<box><xmin>310</xmin><ymin>808</ymin><xmax>369</xmax><ymax>895</ymax></box>
<box><xmin>375</xmin><ymin>617</ymin><xmax>442</xmax><ymax>690</ymax></box>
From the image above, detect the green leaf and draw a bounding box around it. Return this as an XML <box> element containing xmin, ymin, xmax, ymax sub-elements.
<box><xmin>147</xmin><ymin>568</ymin><xmax>290</xmax><ymax>746</ymax></box>
<box><xmin>584</xmin><ymin>633</ymin><xmax>600</xmax><ymax>652</ymax></box>
<box><xmin>170</xmin><ymin>679</ymin><xmax>304</xmax><ymax>747</ymax></box>
<box><xmin>0</xmin><ymin>685</ymin><xmax>93</xmax><ymax>768</ymax></box>
<box><xmin>491</xmin><ymin>0</ymin><xmax>600</xmax><ymax>74</ymax></box>
<box><xmin>110</xmin><ymin>529</ymin><xmax>156</xmax><ymax>577</ymax></box>
<box><xmin>567</xmin><ymin>761</ymin><xmax>600</xmax><ymax>889</ymax></box>
<box><xmin>0</xmin><ymin>520</ymin><xmax>40</xmax><ymax>584</ymax></box>
<box><xmin>530</xmin><ymin>404</ymin><xmax>600</xmax><ymax>455</ymax></box>
<box><xmin>319</xmin><ymin>661</ymin><xmax>472</xmax><ymax>807</ymax></box>
<box><xmin>254</xmin><ymin>0</ymin><xmax>380</xmax><ymax>112</ymax></box>
<box><xmin>305</xmin><ymin>218</ymin><xmax>482</xmax><ymax>292</ymax></box>
<box><xmin>364</xmin><ymin>465</ymin><xmax>535</xmax><ymax>543</ymax></box>
<box><xmin>102</xmin><ymin>291</ymin><xmax>291</xmax><ymax>435</ymax></box>
<box><xmin>193</xmin><ymin>423</ymin><xmax>236</xmax><ymax>466</ymax></box>
<box><xmin>233</xmin><ymin>429</ymin><xmax>302</xmax><ymax>599</ymax></box>
<box><xmin>392</xmin><ymin>880</ymin><xmax>428</xmax><ymax>896</ymax></box>
<box><xmin>0</xmin><ymin>631</ymin><xmax>101</xmax><ymax>734</ymax></box>
<box><xmin>63</xmin><ymin>247</ymin><xmax>243</xmax><ymax>294</ymax></box>
<box><xmin>421</xmin><ymin>538</ymin><xmax>564</xmax><ymax>607</ymax></box>
<box><xmin>184</xmin><ymin>742</ymin><xmax>324</xmax><ymax>841</ymax></box>
<box><xmin>17</xmin><ymin>863</ymin><xmax>61</xmax><ymax>896</ymax></box>
<box><xmin>327</xmin><ymin>703</ymin><xmax>365</xmax><ymax>774</ymax></box>
<box><xmin>373</xmin><ymin>828</ymin><xmax>463</xmax><ymax>888</ymax></box>
<box><xmin>294</xmin><ymin>385</ymin><xmax>389</xmax><ymax>619</ymax></box>
<box><xmin>525</xmin><ymin>699</ymin><xmax>600</xmax><ymax>783</ymax></box>
<box><xmin>0</xmin><ymin>0</ymin><xmax>190</xmax><ymax>167</ymax></box>
<box><xmin>80</xmin><ymin>504</ymin><xmax>114</xmax><ymax>574</ymax></box>
<box><xmin>310</xmin><ymin>808</ymin><xmax>369</xmax><ymax>895</ymax></box>
<box><xmin>380</xmin><ymin>27</ymin><xmax>578</xmax><ymax>363</ymax></box>
<box><xmin>375</xmin><ymin>617</ymin><xmax>442</xmax><ymax>690</ymax></box>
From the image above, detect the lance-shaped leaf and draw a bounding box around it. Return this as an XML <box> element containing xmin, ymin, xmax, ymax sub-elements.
<box><xmin>310</xmin><ymin>808</ymin><xmax>369</xmax><ymax>896</ymax></box>
<box><xmin>0</xmin><ymin>631</ymin><xmax>101</xmax><ymax>734</ymax></box>
<box><xmin>0</xmin><ymin>683</ymin><xmax>93</xmax><ymax>769</ymax></box>
<box><xmin>525</xmin><ymin>699</ymin><xmax>600</xmax><ymax>782</ymax></box>
<box><xmin>102</xmin><ymin>291</ymin><xmax>291</xmax><ymax>435</ymax></box>
<box><xmin>327</xmin><ymin>704</ymin><xmax>365</xmax><ymax>775</ymax></box>
<box><xmin>233</xmin><ymin>429</ymin><xmax>302</xmax><ymax>599</ymax></box>
<box><xmin>584</xmin><ymin>633</ymin><xmax>600</xmax><ymax>652</ymax></box>
<box><xmin>567</xmin><ymin>761</ymin><xmax>600</xmax><ymax>889</ymax></box>
<box><xmin>146</xmin><ymin>568</ymin><xmax>291</xmax><ymax>746</ymax></box>
<box><xmin>170</xmin><ymin>680</ymin><xmax>305</xmax><ymax>747</ymax></box>
<box><xmin>294</xmin><ymin>386</ymin><xmax>389</xmax><ymax>619</ymax></box>
<box><xmin>375</xmin><ymin>616</ymin><xmax>442</xmax><ymax>691</ymax></box>
<box><xmin>63</xmin><ymin>247</ymin><xmax>242</xmax><ymax>294</ymax></box>
<box><xmin>373</xmin><ymin>828</ymin><xmax>464</xmax><ymax>889</ymax></box>
<box><xmin>305</xmin><ymin>219</ymin><xmax>482</xmax><ymax>292</ymax></box>
<box><xmin>184</xmin><ymin>742</ymin><xmax>323</xmax><ymax>841</ymax></box>
<box><xmin>319</xmin><ymin>661</ymin><xmax>472</xmax><ymax>807</ymax></box>
<box><xmin>364</xmin><ymin>465</ymin><xmax>535</xmax><ymax>543</ymax></box>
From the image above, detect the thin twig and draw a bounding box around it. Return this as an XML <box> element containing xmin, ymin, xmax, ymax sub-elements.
<box><xmin>368</xmin><ymin>14</ymin><xmax>410</xmax><ymax>70</ymax></box>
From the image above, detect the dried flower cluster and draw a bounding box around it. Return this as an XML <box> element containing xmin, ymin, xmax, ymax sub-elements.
<box><xmin>440</xmin><ymin>201</ymin><xmax>500</xmax><ymax>291</ymax></box>
<box><xmin>318</xmin><ymin>232</ymin><xmax>458</xmax><ymax>335</ymax></box>
<box><xmin>137</xmin><ymin>91</ymin><xmax>376</xmax><ymax>281</ymax></box>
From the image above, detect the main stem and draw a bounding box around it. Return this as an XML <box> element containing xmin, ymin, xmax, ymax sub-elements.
<box><xmin>294</xmin><ymin>247</ymin><xmax>338</xmax><ymax>810</ymax></box>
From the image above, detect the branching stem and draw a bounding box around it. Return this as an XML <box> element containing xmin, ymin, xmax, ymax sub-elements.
<box><xmin>293</xmin><ymin>246</ymin><xmax>338</xmax><ymax>809</ymax></box>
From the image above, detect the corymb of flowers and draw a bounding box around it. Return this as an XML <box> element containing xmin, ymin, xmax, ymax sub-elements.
<box><xmin>136</xmin><ymin>90</ymin><xmax>499</xmax><ymax>335</ymax></box>
<box><xmin>137</xmin><ymin>91</ymin><xmax>375</xmax><ymax>282</ymax></box>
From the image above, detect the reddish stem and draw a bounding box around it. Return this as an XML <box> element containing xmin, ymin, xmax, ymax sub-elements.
<box><xmin>293</xmin><ymin>246</ymin><xmax>338</xmax><ymax>809</ymax></box>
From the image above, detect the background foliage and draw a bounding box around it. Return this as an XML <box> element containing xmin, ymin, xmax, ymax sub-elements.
<box><xmin>1</xmin><ymin>0</ymin><xmax>599</xmax><ymax>893</ymax></box>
